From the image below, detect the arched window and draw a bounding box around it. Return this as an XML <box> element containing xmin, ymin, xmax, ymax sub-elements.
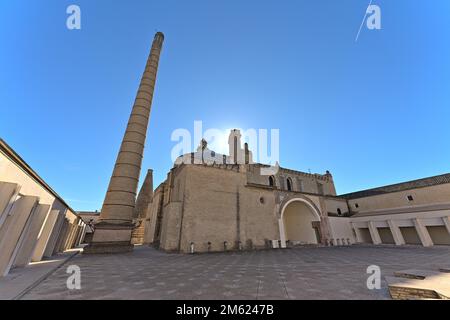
<box><xmin>337</xmin><ymin>208</ymin><xmax>342</xmax><ymax>216</ymax></box>
<box><xmin>269</xmin><ymin>176</ymin><xmax>275</xmax><ymax>187</ymax></box>
<box><xmin>286</xmin><ymin>177</ymin><xmax>293</xmax><ymax>191</ymax></box>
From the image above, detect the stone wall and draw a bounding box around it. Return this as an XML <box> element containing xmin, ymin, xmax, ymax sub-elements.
<box><xmin>144</xmin><ymin>163</ymin><xmax>338</xmax><ymax>253</ymax></box>
<box><xmin>0</xmin><ymin>139</ymin><xmax>84</xmax><ymax>276</ymax></box>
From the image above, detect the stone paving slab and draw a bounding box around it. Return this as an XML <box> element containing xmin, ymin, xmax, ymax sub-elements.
<box><xmin>0</xmin><ymin>250</ymin><xmax>79</xmax><ymax>300</ymax></box>
<box><xmin>20</xmin><ymin>245</ymin><xmax>450</xmax><ymax>300</ymax></box>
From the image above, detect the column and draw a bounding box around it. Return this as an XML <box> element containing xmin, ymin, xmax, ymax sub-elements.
<box><xmin>78</xmin><ymin>223</ymin><xmax>87</xmax><ymax>245</ymax></box>
<box><xmin>56</xmin><ymin>219</ymin><xmax>70</xmax><ymax>252</ymax></box>
<box><xmin>368</xmin><ymin>221</ymin><xmax>381</xmax><ymax>245</ymax></box>
<box><xmin>44</xmin><ymin>211</ymin><xmax>65</xmax><ymax>257</ymax></box>
<box><xmin>0</xmin><ymin>195</ymin><xmax>38</xmax><ymax>276</ymax></box>
<box><xmin>64</xmin><ymin>223</ymin><xmax>77</xmax><ymax>250</ymax></box>
<box><xmin>413</xmin><ymin>218</ymin><xmax>433</xmax><ymax>247</ymax></box>
<box><xmin>13</xmin><ymin>204</ymin><xmax>51</xmax><ymax>267</ymax></box>
<box><xmin>66</xmin><ymin>223</ymin><xmax>79</xmax><ymax>250</ymax></box>
<box><xmin>54</xmin><ymin>219</ymin><xmax>69</xmax><ymax>253</ymax></box>
<box><xmin>74</xmin><ymin>221</ymin><xmax>84</xmax><ymax>246</ymax></box>
<box><xmin>85</xmin><ymin>32</ymin><xmax>165</xmax><ymax>254</ymax></box>
<box><xmin>351</xmin><ymin>223</ymin><xmax>362</xmax><ymax>243</ymax></box>
<box><xmin>278</xmin><ymin>218</ymin><xmax>286</xmax><ymax>248</ymax></box>
<box><xmin>387</xmin><ymin>220</ymin><xmax>405</xmax><ymax>246</ymax></box>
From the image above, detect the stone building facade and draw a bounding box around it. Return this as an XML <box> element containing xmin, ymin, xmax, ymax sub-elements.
<box><xmin>137</xmin><ymin>130</ymin><xmax>450</xmax><ymax>253</ymax></box>
<box><xmin>342</xmin><ymin>175</ymin><xmax>450</xmax><ymax>247</ymax></box>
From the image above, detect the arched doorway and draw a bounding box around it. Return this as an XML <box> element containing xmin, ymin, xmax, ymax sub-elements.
<box><xmin>280</xmin><ymin>198</ymin><xmax>321</xmax><ymax>246</ymax></box>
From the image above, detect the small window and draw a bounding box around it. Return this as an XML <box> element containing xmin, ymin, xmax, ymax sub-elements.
<box><xmin>269</xmin><ymin>176</ymin><xmax>275</xmax><ymax>187</ymax></box>
<box><xmin>355</xmin><ymin>203</ymin><xmax>359</xmax><ymax>208</ymax></box>
<box><xmin>211</xmin><ymin>151</ymin><xmax>215</xmax><ymax>157</ymax></box>
<box><xmin>407</xmin><ymin>195</ymin><xmax>414</xmax><ymax>202</ymax></box>
<box><xmin>287</xmin><ymin>177</ymin><xmax>293</xmax><ymax>191</ymax></box>
<box><xmin>298</xmin><ymin>180</ymin><xmax>303</xmax><ymax>192</ymax></box>
<box><xmin>337</xmin><ymin>208</ymin><xmax>342</xmax><ymax>216</ymax></box>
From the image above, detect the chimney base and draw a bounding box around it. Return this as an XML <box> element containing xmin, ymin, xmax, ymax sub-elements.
<box><xmin>83</xmin><ymin>222</ymin><xmax>134</xmax><ymax>254</ymax></box>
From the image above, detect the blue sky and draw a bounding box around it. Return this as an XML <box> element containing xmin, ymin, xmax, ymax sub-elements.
<box><xmin>1</xmin><ymin>1</ymin><xmax>449</xmax><ymax>211</ymax></box>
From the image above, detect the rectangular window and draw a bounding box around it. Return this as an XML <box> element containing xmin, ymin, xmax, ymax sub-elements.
<box><xmin>355</xmin><ymin>203</ymin><xmax>359</xmax><ymax>208</ymax></box>
<box><xmin>407</xmin><ymin>195</ymin><xmax>414</xmax><ymax>202</ymax></box>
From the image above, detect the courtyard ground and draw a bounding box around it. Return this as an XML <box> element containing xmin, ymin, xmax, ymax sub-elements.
<box><xmin>21</xmin><ymin>245</ymin><xmax>450</xmax><ymax>300</ymax></box>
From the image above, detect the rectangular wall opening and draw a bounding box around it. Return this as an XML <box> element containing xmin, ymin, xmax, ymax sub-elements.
<box><xmin>426</xmin><ymin>226</ymin><xmax>450</xmax><ymax>245</ymax></box>
<box><xmin>378</xmin><ymin>227</ymin><xmax>395</xmax><ymax>244</ymax></box>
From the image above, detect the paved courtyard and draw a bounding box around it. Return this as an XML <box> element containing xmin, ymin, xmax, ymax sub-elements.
<box><xmin>22</xmin><ymin>245</ymin><xmax>450</xmax><ymax>300</ymax></box>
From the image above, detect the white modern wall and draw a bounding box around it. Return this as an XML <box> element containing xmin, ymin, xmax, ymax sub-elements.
<box><xmin>328</xmin><ymin>217</ymin><xmax>355</xmax><ymax>245</ymax></box>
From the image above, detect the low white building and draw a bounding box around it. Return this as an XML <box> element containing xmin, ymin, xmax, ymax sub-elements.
<box><xmin>341</xmin><ymin>175</ymin><xmax>450</xmax><ymax>247</ymax></box>
<box><xmin>0</xmin><ymin>139</ymin><xmax>86</xmax><ymax>277</ymax></box>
